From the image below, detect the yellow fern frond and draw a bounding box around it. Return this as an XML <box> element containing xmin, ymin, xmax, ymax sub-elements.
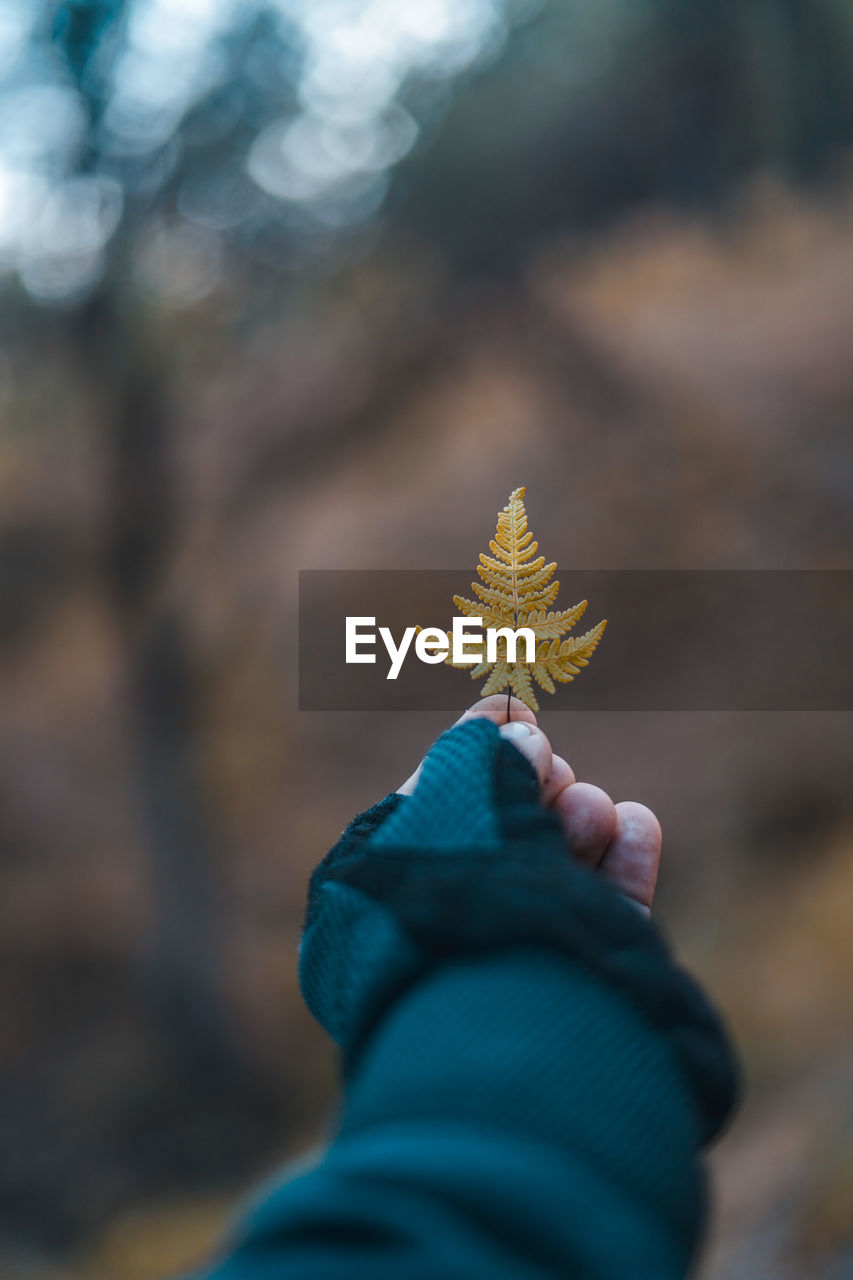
<box><xmin>523</xmin><ymin>600</ymin><xmax>588</xmax><ymax>639</ymax></box>
<box><xmin>448</xmin><ymin>486</ymin><xmax>606</xmax><ymax>712</ymax></box>
<box><xmin>480</xmin><ymin>660</ymin><xmax>512</xmax><ymax>697</ymax></box>
<box><xmin>531</xmin><ymin>619</ymin><xmax>607</xmax><ymax>691</ymax></box>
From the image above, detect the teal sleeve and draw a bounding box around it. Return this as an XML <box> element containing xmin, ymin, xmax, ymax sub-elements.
<box><xmin>195</xmin><ymin>718</ymin><xmax>739</xmax><ymax>1280</ymax></box>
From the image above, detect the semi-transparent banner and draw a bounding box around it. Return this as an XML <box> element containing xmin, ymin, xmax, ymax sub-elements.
<box><xmin>298</xmin><ymin>570</ymin><xmax>853</xmax><ymax>711</ymax></box>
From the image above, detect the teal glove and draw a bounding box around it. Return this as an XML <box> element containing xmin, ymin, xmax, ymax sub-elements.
<box><xmin>300</xmin><ymin>716</ymin><xmax>738</xmax><ymax>1148</ymax></box>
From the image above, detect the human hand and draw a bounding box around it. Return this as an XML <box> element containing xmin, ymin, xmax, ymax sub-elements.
<box><xmin>398</xmin><ymin>696</ymin><xmax>661</xmax><ymax>912</ymax></box>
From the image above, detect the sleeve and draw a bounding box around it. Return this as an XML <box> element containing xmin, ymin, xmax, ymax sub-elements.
<box><xmin>194</xmin><ymin>716</ymin><xmax>740</xmax><ymax>1280</ymax></box>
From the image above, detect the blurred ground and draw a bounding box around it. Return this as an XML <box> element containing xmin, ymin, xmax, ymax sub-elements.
<box><xmin>1</xmin><ymin>175</ymin><xmax>852</xmax><ymax>1279</ymax></box>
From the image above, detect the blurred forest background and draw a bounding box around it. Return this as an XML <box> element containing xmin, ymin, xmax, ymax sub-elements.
<box><xmin>1</xmin><ymin>2</ymin><xmax>852</xmax><ymax>1277</ymax></box>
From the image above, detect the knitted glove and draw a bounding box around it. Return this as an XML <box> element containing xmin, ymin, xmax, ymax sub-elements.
<box><xmin>299</xmin><ymin>716</ymin><xmax>738</xmax><ymax>1147</ymax></box>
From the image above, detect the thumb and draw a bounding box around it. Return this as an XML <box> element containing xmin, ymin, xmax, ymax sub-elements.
<box><xmin>497</xmin><ymin>721</ymin><xmax>553</xmax><ymax>788</ymax></box>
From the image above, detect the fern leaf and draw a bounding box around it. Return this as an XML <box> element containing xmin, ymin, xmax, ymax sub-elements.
<box><xmin>522</xmin><ymin>600</ymin><xmax>588</xmax><ymax>639</ymax></box>
<box><xmin>448</xmin><ymin>487</ymin><xmax>607</xmax><ymax>711</ymax></box>
<box><xmin>509</xmin><ymin>661</ymin><xmax>538</xmax><ymax>710</ymax></box>
<box><xmin>533</xmin><ymin>619</ymin><xmax>608</xmax><ymax>685</ymax></box>
<box><xmin>480</xmin><ymin>660</ymin><xmax>512</xmax><ymax>697</ymax></box>
<box><xmin>530</xmin><ymin>662</ymin><xmax>556</xmax><ymax>695</ymax></box>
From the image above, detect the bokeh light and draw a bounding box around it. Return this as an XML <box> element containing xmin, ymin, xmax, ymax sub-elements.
<box><xmin>0</xmin><ymin>0</ymin><xmax>523</xmax><ymax>305</ymax></box>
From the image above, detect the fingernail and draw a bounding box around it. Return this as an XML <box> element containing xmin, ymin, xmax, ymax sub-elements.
<box><xmin>621</xmin><ymin>894</ymin><xmax>651</xmax><ymax>919</ymax></box>
<box><xmin>499</xmin><ymin>721</ymin><xmax>534</xmax><ymax>741</ymax></box>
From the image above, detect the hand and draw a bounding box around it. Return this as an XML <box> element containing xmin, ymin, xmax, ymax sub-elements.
<box><xmin>398</xmin><ymin>696</ymin><xmax>661</xmax><ymax>912</ymax></box>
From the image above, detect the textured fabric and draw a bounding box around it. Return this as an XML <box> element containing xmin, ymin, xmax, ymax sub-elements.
<box><xmin>302</xmin><ymin>718</ymin><xmax>737</xmax><ymax>1143</ymax></box>
<box><xmin>194</xmin><ymin>717</ymin><xmax>740</xmax><ymax>1280</ymax></box>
